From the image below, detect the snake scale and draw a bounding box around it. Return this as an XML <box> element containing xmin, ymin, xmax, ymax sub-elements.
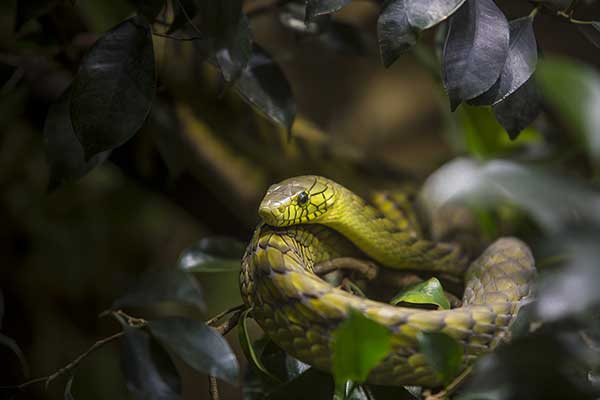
<box><xmin>240</xmin><ymin>176</ymin><xmax>536</xmax><ymax>387</ymax></box>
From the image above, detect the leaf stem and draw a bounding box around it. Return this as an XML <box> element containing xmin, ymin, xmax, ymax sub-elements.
<box><xmin>206</xmin><ymin>304</ymin><xmax>246</xmax><ymax>327</ymax></box>
<box><xmin>556</xmin><ymin>10</ymin><xmax>595</xmax><ymax>25</ymax></box>
<box><xmin>208</xmin><ymin>375</ymin><xmax>220</xmax><ymax>400</ymax></box>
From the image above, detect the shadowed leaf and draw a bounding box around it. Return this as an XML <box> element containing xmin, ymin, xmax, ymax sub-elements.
<box><xmin>44</xmin><ymin>88</ymin><xmax>110</xmax><ymax>190</ymax></box>
<box><xmin>331</xmin><ymin>309</ymin><xmax>392</xmax><ymax>387</ymax></box>
<box><xmin>377</xmin><ymin>0</ymin><xmax>418</xmax><ymax>67</ymax></box>
<box><xmin>442</xmin><ymin>0</ymin><xmax>509</xmax><ymax>110</ymax></box>
<box><xmin>70</xmin><ymin>16</ymin><xmax>156</xmax><ymax>159</ymax></box>
<box><xmin>120</xmin><ymin>325</ymin><xmax>182</xmax><ymax>400</ymax></box>
<box><xmin>178</xmin><ymin>236</ymin><xmax>245</xmax><ymax>273</ymax></box>
<box><xmin>417</xmin><ymin>332</ymin><xmax>463</xmax><ymax>385</ymax></box>
<box><xmin>216</xmin><ymin>14</ymin><xmax>252</xmax><ymax>83</ymax></box>
<box><xmin>112</xmin><ymin>268</ymin><xmax>205</xmax><ymax>312</ymax></box>
<box><xmin>469</xmin><ymin>16</ymin><xmax>537</xmax><ymax>106</ymax></box>
<box><xmin>493</xmin><ymin>76</ymin><xmax>541</xmax><ymax>140</ymax></box>
<box><xmin>234</xmin><ymin>45</ymin><xmax>295</xmax><ymax>133</ymax></box>
<box><xmin>149</xmin><ymin>317</ymin><xmax>239</xmax><ymax>384</ymax></box>
<box><xmin>390</xmin><ymin>277</ymin><xmax>451</xmax><ymax>309</ymax></box>
<box><xmin>406</xmin><ymin>0</ymin><xmax>466</xmax><ymax>30</ymax></box>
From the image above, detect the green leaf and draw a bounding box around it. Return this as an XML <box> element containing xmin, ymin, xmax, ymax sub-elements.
<box><xmin>119</xmin><ymin>324</ymin><xmax>182</xmax><ymax>400</ymax></box>
<box><xmin>331</xmin><ymin>310</ymin><xmax>392</xmax><ymax>390</ymax></box>
<box><xmin>112</xmin><ymin>268</ymin><xmax>205</xmax><ymax>312</ymax></box>
<box><xmin>70</xmin><ymin>16</ymin><xmax>156</xmax><ymax>159</ymax></box>
<box><xmin>149</xmin><ymin>317</ymin><xmax>239</xmax><ymax>384</ymax></box>
<box><xmin>238</xmin><ymin>310</ymin><xmax>281</xmax><ymax>383</ymax></box>
<box><xmin>178</xmin><ymin>237</ymin><xmax>245</xmax><ymax>273</ymax></box>
<box><xmin>390</xmin><ymin>278</ymin><xmax>451</xmax><ymax>310</ymax></box>
<box><xmin>537</xmin><ymin>57</ymin><xmax>600</xmax><ymax>164</ymax></box>
<box><xmin>417</xmin><ymin>332</ymin><xmax>463</xmax><ymax>385</ymax></box>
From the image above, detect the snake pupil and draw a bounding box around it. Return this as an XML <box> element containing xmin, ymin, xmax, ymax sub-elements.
<box><xmin>297</xmin><ymin>191</ymin><xmax>309</xmax><ymax>205</ymax></box>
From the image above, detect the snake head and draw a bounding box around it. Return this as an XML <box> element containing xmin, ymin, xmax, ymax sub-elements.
<box><xmin>258</xmin><ymin>175</ymin><xmax>337</xmax><ymax>226</ymax></box>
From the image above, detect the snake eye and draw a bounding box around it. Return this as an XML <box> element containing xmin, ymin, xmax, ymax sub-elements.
<box><xmin>297</xmin><ymin>191</ymin><xmax>309</xmax><ymax>205</ymax></box>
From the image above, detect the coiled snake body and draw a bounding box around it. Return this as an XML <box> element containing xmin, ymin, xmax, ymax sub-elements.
<box><xmin>240</xmin><ymin>176</ymin><xmax>535</xmax><ymax>387</ymax></box>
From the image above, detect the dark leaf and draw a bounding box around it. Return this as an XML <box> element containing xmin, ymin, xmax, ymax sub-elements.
<box><xmin>306</xmin><ymin>0</ymin><xmax>352</xmax><ymax>21</ymax></box>
<box><xmin>64</xmin><ymin>375</ymin><xmax>75</xmax><ymax>400</ymax></box>
<box><xmin>238</xmin><ymin>311</ymin><xmax>281</xmax><ymax>382</ymax></box>
<box><xmin>167</xmin><ymin>0</ymin><xmax>198</xmax><ymax>34</ymax></box>
<box><xmin>390</xmin><ymin>277</ymin><xmax>451</xmax><ymax>309</ymax></box>
<box><xmin>0</xmin><ymin>333</ymin><xmax>30</xmax><ymax>378</ymax></box>
<box><xmin>417</xmin><ymin>332</ymin><xmax>463</xmax><ymax>385</ymax></box>
<box><xmin>234</xmin><ymin>45</ymin><xmax>296</xmax><ymax>133</ymax></box>
<box><xmin>149</xmin><ymin>317</ymin><xmax>239</xmax><ymax>384</ymax></box>
<box><xmin>134</xmin><ymin>0</ymin><xmax>166</xmax><ymax>19</ymax></box>
<box><xmin>578</xmin><ymin>22</ymin><xmax>600</xmax><ymax>48</ymax></box>
<box><xmin>195</xmin><ymin>0</ymin><xmax>244</xmax><ymax>44</ymax></box>
<box><xmin>70</xmin><ymin>16</ymin><xmax>156</xmax><ymax>159</ymax></box>
<box><xmin>268</xmin><ymin>368</ymin><xmax>335</xmax><ymax>400</ymax></box>
<box><xmin>120</xmin><ymin>325</ymin><xmax>182</xmax><ymax>400</ymax></box>
<box><xmin>331</xmin><ymin>309</ymin><xmax>392</xmax><ymax>386</ymax></box>
<box><xmin>178</xmin><ymin>236</ymin><xmax>245</xmax><ymax>273</ymax></box>
<box><xmin>493</xmin><ymin>76</ymin><xmax>541</xmax><ymax>140</ymax></box>
<box><xmin>15</xmin><ymin>0</ymin><xmax>59</xmax><ymax>31</ymax></box>
<box><xmin>442</xmin><ymin>0</ymin><xmax>509</xmax><ymax>110</ymax></box>
<box><xmin>469</xmin><ymin>16</ymin><xmax>538</xmax><ymax>106</ymax></box>
<box><xmin>44</xmin><ymin>88</ymin><xmax>110</xmax><ymax>190</ymax></box>
<box><xmin>112</xmin><ymin>268</ymin><xmax>205</xmax><ymax>312</ymax></box>
<box><xmin>536</xmin><ymin>57</ymin><xmax>600</xmax><ymax>163</ymax></box>
<box><xmin>377</xmin><ymin>0</ymin><xmax>418</xmax><ymax>67</ymax></box>
<box><xmin>367</xmin><ymin>384</ymin><xmax>420</xmax><ymax>400</ymax></box>
<box><xmin>216</xmin><ymin>14</ymin><xmax>252</xmax><ymax>83</ymax></box>
<box><xmin>319</xmin><ymin>21</ymin><xmax>370</xmax><ymax>57</ymax></box>
<box><xmin>406</xmin><ymin>0</ymin><xmax>467</xmax><ymax>30</ymax></box>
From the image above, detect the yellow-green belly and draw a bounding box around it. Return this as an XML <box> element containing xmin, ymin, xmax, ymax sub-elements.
<box><xmin>240</xmin><ymin>224</ymin><xmax>535</xmax><ymax>387</ymax></box>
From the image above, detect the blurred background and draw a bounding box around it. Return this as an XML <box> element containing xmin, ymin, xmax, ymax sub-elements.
<box><xmin>2</xmin><ymin>0</ymin><xmax>600</xmax><ymax>399</ymax></box>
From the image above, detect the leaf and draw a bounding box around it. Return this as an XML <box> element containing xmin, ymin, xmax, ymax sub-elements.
<box><xmin>216</xmin><ymin>14</ymin><xmax>252</xmax><ymax>83</ymax></box>
<box><xmin>178</xmin><ymin>236</ymin><xmax>245</xmax><ymax>273</ymax></box>
<box><xmin>578</xmin><ymin>22</ymin><xmax>600</xmax><ymax>48</ymax></box>
<box><xmin>167</xmin><ymin>0</ymin><xmax>198</xmax><ymax>34</ymax></box>
<box><xmin>377</xmin><ymin>0</ymin><xmax>418</xmax><ymax>68</ymax></box>
<box><xmin>331</xmin><ymin>309</ymin><xmax>392</xmax><ymax>387</ymax></box>
<box><xmin>406</xmin><ymin>0</ymin><xmax>467</xmax><ymax>30</ymax></box>
<box><xmin>306</xmin><ymin>0</ymin><xmax>353</xmax><ymax>21</ymax></box>
<box><xmin>44</xmin><ymin>88</ymin><xmax>110</xmax><ymax>190</ymax></box>
<box><xmin>70</xmin><ymin>16</ymin><xmax>156</xmax><ymax>159</ymax></box>
<box><xmin>469</xmin><ymin>16</ymin><xmax>538</xmax><ymax>106</ymax></box>
<box><xmin>234</xmin><ymin>45</ymin><xmax>296</xmax><ymax>133</ymax></box>
<box><xmin>112</xmin><ymin>268</ymin><xmax>205</xmax><ymax>312</ymax></box>
<box><xmin>279</xmin><ymin>2</ymin><xmax>332</xmax><ymax>35</ymax></box>
<box><xmin>120</xmin><ymin>324</ymin><xmax>182</xmax><ymax>400</ymax></box>
<box><xmin>0</xmin><ymin>333</ymin><xmax>30</xmax><ymax>378</ymax></box>
<box><xmin>493</xmin><ymin>76</ymin><xmax>541</xmax><ymax>140</ymax></box>
<box><xmin>536</xmin><ymin>57</ymin><xmax>600</xmax><ymax>164</ymax></box>
<box><xmin>417</xmin><ymin>332</ymin><xmax>463</xmax><ymax>385</ymax></box>
<box><xmin>442</xmin><ymin>0</ymin><xmax>509</xmax><ymax>110</ymax></box>
<box><xmin>64</xmin><ymin>375</ymin><xmax>75</xmax><ymax>400</ymax></box>
<box><xmin>267</xmin><ymin>368</ymin><xmax>335</xmax><ymax>400</ymax></box>
<box><xmin>149</xmin><ymin>317</ymin><xmax>239</xmax><ymax>384</ymax></box>
<box><xmin>134</xmin><ymin>0</ymin><xmax>166</xmax><ymax>20</ymax></box>
<box><xmin>238</xmin><ymin>310</ymin><xmax>281</xmax><ymax>382</ymax></box>
<box><xmin>390</xmin><ymin>278</ymin><xmax>451</xmax><ymax>310</ymax></box>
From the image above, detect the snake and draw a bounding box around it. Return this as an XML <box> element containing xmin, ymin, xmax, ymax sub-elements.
<box><xmin>240</xmin><ymin>175</ymin><xmax>536</xmax><ymax>387</ymax></box>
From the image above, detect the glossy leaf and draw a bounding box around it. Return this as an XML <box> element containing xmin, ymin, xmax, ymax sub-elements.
<box><xmin>234</xmin><ymin>45</ymin><xmax>296</xmax><ymax>133</ymax></box>
<box><xmin>306</xmin><ymin>0</ymin><xmax>352</xmax><ymax>21</ymax></box>
<box><xmin>390</xmin><ymin>278</ymin><xmax>451</xmax><ymax>309</ymax></box>
<box><xmin>215</xmin><ymin>14</ymin><xmax>252</xmax><ymax>83</ymax></box>
<box><xmin>44</xmin><ymin>88</ymin><xmax>110</xmax><ymax>190</ymax></box>
<box><xmin>417</xmin><ymin>332</ymin><xmax>463</xmax><ymax>385</ymax></box>
<box><xmin>0</xmin><ymin>333</ymin><xmax>30</xmax><ymax>378</ymax></box>
<box><xmin>64</xmin><ymin>375</ymin><xmax>75</xmax><ymax>400</ymax></box>
<box><xmin>112</xmin><ymin>268</ymin><xmax>205</xmax><ymax>312</ymax></box>
<box><xmin>406</xmin><ymin>0</ymin><xmax>466</xmax><ymax>30</ymax></box>
<box><xmin>279</xmin><ymin>2</ymin><xmax>331</xmax><ymax>35</ymax></box>
<box><xmin>469</xmin><ymin>16</ymin><xmax>537</xmax><ymax>106</ymax></box>
<box><xmin>493</xmin><ymin>76</ymin><xmax>541</xmax><ymax>140</ymax></box>
<box><xmin>149</xmin><ymin>317</ymin><xmax>239</xmax><ymax>384</ymax></box>
<box><xmin>578</xmin><ymin>22</ymin><xmax>600</xmax><ymax>48</ymax></box>
<box><xmin>377</xmin><ymin>0</ymin><xmax>418</xmax><ymax>67</ymax></box>
<box><xmin>331</xmin><ymin>309</ymin><xmax>392</xmax><ymax>386</ymax></box>
<box><xmin>442</xmin><ymin>0</ymin><xmax>509</xmax><ymax>110</ymax></box>
<box><xmin>536</xmin><ymin>58</ymin><xmax>600</xmax><ymax>163</ymax></box>
<box><xmin>70</xmin><ymin>16</ymin><xmax>156</xmax><ymax>159</ymax></box>
<box><xmin>120</xmin><ymin>325</ymin><xmax>182</xmax><ymax>400</ymax></box>
<box><xmin>178</xmin><ymin>236</ymin><xmax>245</xmax><ymax>273</ymax></box>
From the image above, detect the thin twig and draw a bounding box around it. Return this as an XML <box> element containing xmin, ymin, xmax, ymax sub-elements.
<box><xmin>206</xmin><ymin>304</ymin><xmax>246</xmax><ymax>327</ymax></box>
<box><xmin>214</xmin><ymin>309</ymin><xmax>244</xmax><ymax>336</ymax></box>
<box><xmin>424</xmin><ymin>366</ymin><xmax>474</xmax><ymax>400</ymax></box>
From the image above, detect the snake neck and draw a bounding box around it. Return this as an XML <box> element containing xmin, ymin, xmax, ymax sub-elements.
<box><xmin>320</xmin><ymin>183</ymin><xmax>468</xmax><ymax>274</ymax></box>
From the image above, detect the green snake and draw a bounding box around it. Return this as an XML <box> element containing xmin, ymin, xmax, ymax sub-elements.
<box><xmin>240</xmin><ymin>175</ymin><xmax>536</xmax><ymax>387</ymax></box>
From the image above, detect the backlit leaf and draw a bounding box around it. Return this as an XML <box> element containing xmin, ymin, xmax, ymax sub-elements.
<box><xmin>417</xmin><ymin>332</ymin><xmax>463</xmax><ymax>385</ymax></box>
<box><xmin>390</xmin><ymin>277</ymin><xmax>451</xmax><ymax>309</ymax></box>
